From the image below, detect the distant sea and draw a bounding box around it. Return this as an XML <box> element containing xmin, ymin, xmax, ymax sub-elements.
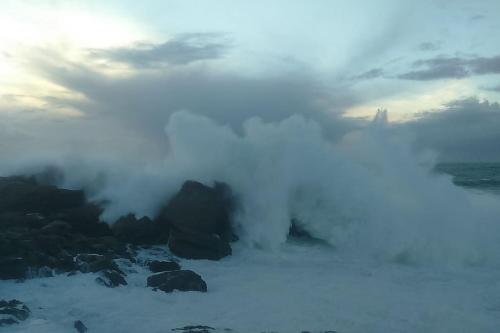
<box><xmin>435</xmin><ymin>162</ymin><xmax>500</xmax><ymax>195</ymax></box>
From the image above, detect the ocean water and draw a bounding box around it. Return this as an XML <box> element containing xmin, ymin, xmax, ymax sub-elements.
<box><xmin>436</xmin><ymin>163</ymin><xmax>500</xmax><ymax>195</ymax></box>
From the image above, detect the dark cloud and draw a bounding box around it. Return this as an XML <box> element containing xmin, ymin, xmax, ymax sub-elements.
<box><xmin>0</xmin><ymin>49</ymin><xmax>365</xmax><ymax>167</ymax></box>
<box><xmin>352</xmin><ymin>68</ymin><xmax>384</xmax><ymax>80</ymax></box>
<box><xmin>470</xmin><ymin>14</ymin><xmax>486</xmax><ymax>21</ymax></box>
<box><xmin>398</xmin><ymin>55</ymin><xmax>500</xmax><ymax>81</ymax></box>
<box><xmin>88</xmin><ymin>33</ymin><xmax>230</xmax><ymax>68</ymax></box>
<box><xmin>418</xmin><ymin>41</ymin><xmax>442</xmax><ymax>52</ymax></box>
<box><xmin>403</xmin><ymin>98</ymin><xmax>500</xmax><ymax>161</ymax></box>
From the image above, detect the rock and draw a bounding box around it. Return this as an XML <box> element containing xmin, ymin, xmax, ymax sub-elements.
<box><xmin>147</xmin><ymin>260</ymin><xmax>180</xmax><ymax>273</ymax></box>
<box><xmin>158</xmin><ymin>181</ymin><xmax>233</xmax><ymax>239</ymax></box>
<box><xmin>147</xmin><ymin>270</ymin><xmax>207</xmax><ymax>293</ymax></box>
<box><xmin>112</xmin><ymin>214</ymin><xmax>165</xmax><ymax>245</ymax></box>
<box><xmin>168</xmin><ymin>228</ymin><xmax>231</xmax><ymax>260</ymax></box>
<box><xmin>158</xmin><ymin>181</ymin><xmax>235</xmax><ymax>260</ymax></box>
<box><xmin>75</xmin><ymin>254</ymin><xmax>122</xmax><ymax>274</ymax></box>
<box><xmin>74</xmin><ymin>320</ymin><xmax>88</xmax><ymax>332</ymax></box>
<box><xmin>172</xmin><ymin>326</ymin><xmax>215</xmax><ymax>333</ymax></box>
<box><xmin>0</xmin><ymin>176</ymin><xmax>85</xmax><ymax>214</ymax></box>
<box><xmin>95</xmin><ymin>270</ymin><xmax>127</xmax><ymax>288</ymax></box>
<box><xmin>0</xmin><ymin>257</ymin><xmax>28</xmax><ymax>280</ymax></box>
<box><xmin>0</xmin><ymin>300</ymin><xmax>30</xmax><ymax>326</ymax></box>
<box><xmin>40</xmin><ymin>220</ymin><xmax>72</xmax><ymax>235</ymax></box>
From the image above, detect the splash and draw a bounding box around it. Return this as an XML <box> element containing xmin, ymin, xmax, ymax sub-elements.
<box><xmin>3</xmin><ymin>110</ymin><xmax>500</xmax><ymax>266</ymax></box>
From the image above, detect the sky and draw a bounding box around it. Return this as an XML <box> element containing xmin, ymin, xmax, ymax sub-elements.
<box><xmin>1</xmin><ymin>0</ymin><xmax>500</xmax><ymax>162</ymax></box>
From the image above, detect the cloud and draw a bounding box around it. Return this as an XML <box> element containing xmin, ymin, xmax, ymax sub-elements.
<box><xmin>352</xmin><ymin>68</ymin><xmax>385</xmax><ymax>80</ymax></box>
<box><xmin>398</xmin><ymin>57</ymin><xmax>469</xmax><ymax>80</ymax></box>
<box><xmin>88</xmin><ymin>33</ymin><xmax>230</xmax><ymax>68</ymax></box>
<box><xmin>403</xmin><ymin>97</ymin><xmax>500</xmax><ymax>161</ymax></box>
<box><xmin>418</xmin><ymin>41</ymin><xmax>442</xmax><ymax>52</ymax></box>
<box><xmin>398</xmin><ymin>55</ymin><xmax>500</xmax><ymax>80</ymax></box>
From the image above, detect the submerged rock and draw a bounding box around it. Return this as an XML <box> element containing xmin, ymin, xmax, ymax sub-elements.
<box><xmin>0</xmin><ymin>299</ymin><xmax>30</xmax><ymax>326</ymax></box>
<box><xmin>95</xmin><ymin>269</ymin><xmax>127</xmax><ymax>288</ymax></box>
<box><xmin>172</xmin><ymin>326</ymin><xmax>216</xmax><ymax>333</ymax></box>
<box><xmin>147</xmin><ymin>270</ymin><xmax>207</xmax><ymax>293</ymax></box>
<box><xmin>158</xmin><ymin>181</ymin><xmax>235</xmax><ymax>260</ymax></box>
<box><xmin>147</xmin><ymin>260</ymin><xmax>180</xmax><ymax>273</ymax></box>
<box><xmin>74</xmin><ymin>320</ymin><xmax>88</xmax><ymax>333</ymax></box>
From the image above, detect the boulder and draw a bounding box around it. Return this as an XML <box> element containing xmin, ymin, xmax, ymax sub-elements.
<box><xmin>157</xmin><ymin>181</ymin><xmax>235</xmax><ymax>260</ymax></box>
<box><xmin>147</xmin><ymin>270</ymin><xmax>207</xmax><ymax>293</ymax></box>
<box><xmin>172</xmin><ymin>326</ymin><xmax>215</xmax><ymax>333</ymax></box>
<box><xmin>147</xmin><ymin>260</ymin><xmax>180</xmax><ymax>273</ymax></box>
<box><xmin>168</xmin><ymin>228</ymin><xmax>231</xmax><ymax>260</ymax></box>
<box><xmin>0</xmin><ymin>300</ymin><xmax>30</xmax><ymax>326</ymax></box>
<box><xmin>0</xmin><ymin>176</ymin><xmax>85</xmax><ymax>214</ymax></box>
<box><xmin>74</xmin><ymin>320</ymin><xmax>88</xmax><ymax>333</ymax></box>
<box><xmin>75</xmin><ymin>254</ymin><xmax>122</xmax><ymax>274</ymax></box>
<box><xmin>95</xmin><ymin>270</ymin><xmax>127</xmax><ymax>288</ymax></box>
<box><xmin>112</xmin><ymin>214</ymin><xmax>165</xmax><ymax>245</ymax></box>
<box><xmin>0</xmin><ymin>257</ymin><xmax>28</xmax><ymax>280</ymax></box>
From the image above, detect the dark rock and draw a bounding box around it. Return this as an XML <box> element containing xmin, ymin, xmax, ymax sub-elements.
<box><xmin>147</xmin><ymin>270</ymin><xmax>207</xmax><ymax>293</ymax></box>
<box><xmin>75</xmin><ymin>254</ymin><xmax>122</xmax><ymax>274</ymax></box>
<box><xmin>74</xmin><ymin>320</ymin><xmax>88</xmax><ymax>333</ymax></box>
<box><xmin>147</xmin><ymin>260</ymin><xmax>180</xmax><ymax>273</ymax></box>
<box><xmin>40</xmin><ymin>220</ymin><xmax>72</xmax><ymax>235</ymax></box>
<box><xmin>0</xmin><ymin>176</ymin><xmax>85</xmax><ymax>214</ymax></box>
<box><xmin>158</xmin><ymin>181</ymin><xmax>233</xmax><ymax>240</ymax></box>
<box><xmin>112</xmin><ymin>214</ymin><xmax>165</xmax><ymax>245</ymax></box>
<box><xmin>0</xmin><ymin>257</ymin><xmax>29</xmax><ymax>280</ymax></box>
<box><xmin>168</xmin><ymin>228</ymin><xmax>231</xmax><ymax>260</ymax></box>
<box><xmin>158</xmin><ymin>180</ymin><xmax>235</xmax><ymax>260</ymax></box>
<box><xmin>0</xmin><ymin>299</ymin><xmax>30</xmax><ymax>326</ymax></box>
<box><xmin>172</xmin><ymin>326</ymin><xmax>215</xmax><ymax>333</ymax></box>
<box><xmin>95</xmin><ymin>270</ymin><xmax>127</xmax><ymax>288</ymax></box>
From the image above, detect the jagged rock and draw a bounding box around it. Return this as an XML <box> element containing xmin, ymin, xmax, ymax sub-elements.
<box><xmin>0</xmin><ymin>300</ymin><xmax>30</xmax><ymax>326</ymax></box>
<box><xmin>147</xmin><ymin>270</ymin><xmax>207</xmax><ymax>293</ymax></box>
<box><xmin>75</xmin><ymin>254</ymin><xmax>122</xmax><ymax>274</ymax></box>
<box><xmin>0</xmin><ymin>176</ymin><xmax>85</xmax><ymax>214</ymax></box>
<box><xmin>168</xmin><ymin>228</ymin><xmax>231</xmax><ymax>260</ymax></box>
<box><xmin>172</xmin><ymin>326</ymin><xmax>215</xmax><ymax>333</ymax></box>
<box><xmin>158</xmin><ymin>181</ymin><xmax>234</xmax><ymax>260</ymax></box>
<box><xmin>147</xmin><ymin>260</ymin><xmax>180</xmax><ymax>273</ymax></box>
<box><xmin>40</xmin><ymin>220</ymin><xmax>72</xmax><ymax>235</ymax></box>
<box><xmin>95</xmin><ymin>270</ymin><xmax>127</xmax><ymax>288</ymax></box>
<box><xmin>112</xmin><ymin>214</ymin><xmax>165</xmax><ymax>245</ymax></box>
<box><xmin>74</xmin><ymin>320</ymin><xmax>88</xmax><ymax>332</ymax></box>
<box><xmin>0</xmin><ymin>257</ymin><xmax>29</xmax><ymax>280</ymax></box>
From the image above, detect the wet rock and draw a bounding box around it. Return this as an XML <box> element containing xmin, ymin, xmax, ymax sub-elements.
<box><xmin>148</xmin><ymin>260</ymin><xmax>180</xmax><ymax>273</ymax></box>
<box><xmin>147</xmin><ymin>270</ymin><xmax>207</xmax><ymax>293</ymax></box>
<box><xmin>0</xmin><ymin>300</ymin><xmax>30</xmax><ymax>326</ymax></box>
<box><xmin>0</xmin><ymin>257</ymin><xmax>29</xmax><ymax>280</ymax></box>
<box><xmin>95</xmin><ymin>270</ymin><xmax>127</xmax><ymax>288</ymax></box>
<box><xmin>0</xmin><ymin>176</ymin><xmax>85</xmax><ymax>214</ymax></box>
<box><xmin>172</xmin><ymin>326</ymin><xmax>215</xmax><ymax>333</ymax></box>
<box><xmin>158</xmin><ymin>181</ymin><xmax>234</xmax><ymax>260</ymax></box>
<box><xmin>112</xmin><ymin>214</ymin><xmax>165</xmax><ymax>245</ymax></box>
<box><xmin>40</xmin><ymin>220</ymin><xmax>72</xmax><ymax>235</ymax></box>
<box><xmin>168</xmin><ymin>228</ymin><xmax>231</xmax><ymax>260</ymax></box>
<box><xmin>75</xmin><ymin>254</ymin><xmax>122</xmax><ymax>274</ymax></box>
<box><xmin>74</xmin><ymin>320</ymin><xmax>88</xmax><ymax>332</ymax></box>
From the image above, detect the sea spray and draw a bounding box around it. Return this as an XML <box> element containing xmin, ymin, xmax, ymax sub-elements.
<box><xmin>3</xmin><ymin>111</ymin><xmax>500</xmax><ymax>266</ymax></box>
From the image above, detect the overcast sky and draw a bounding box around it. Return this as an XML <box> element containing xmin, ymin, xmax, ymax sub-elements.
<box><xmin>1</xmin><ymin>0</ymin><xmax>500</xmax><ymax>162</ymax></box>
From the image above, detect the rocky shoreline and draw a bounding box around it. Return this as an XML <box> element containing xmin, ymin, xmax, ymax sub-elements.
<box><xmin>0</xmin><ymin>175</ymin><xmax>333</xmax><ymax>332</ymax></box>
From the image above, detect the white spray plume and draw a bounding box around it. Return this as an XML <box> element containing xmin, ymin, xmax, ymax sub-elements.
<box><xmin>3</xmin><ymin>110</ymin><xmax>500</xmax><ymax>266</ymax></box>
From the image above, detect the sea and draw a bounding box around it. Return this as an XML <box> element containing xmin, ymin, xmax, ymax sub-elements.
<box><xmin>435</xmin><ymin>163</ymin><xmax>500</xmax><ymax>195</ymax></box>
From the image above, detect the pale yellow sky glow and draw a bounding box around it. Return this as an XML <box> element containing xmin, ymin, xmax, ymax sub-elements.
<box><xmin>0</xmin><ymin>5</ymin><xmax>147</xmax><ymax>116</ymax></box>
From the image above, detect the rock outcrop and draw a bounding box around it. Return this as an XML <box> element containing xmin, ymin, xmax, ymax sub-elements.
<box><xmin>157</xmin><ymin>181</ymin><xmax>235</xmax><ymax>260</ymax></box>
<box><xmin>147</xmin><ymin>270</ymin><xmax>207</xmax><ymax>293</ymax></box>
